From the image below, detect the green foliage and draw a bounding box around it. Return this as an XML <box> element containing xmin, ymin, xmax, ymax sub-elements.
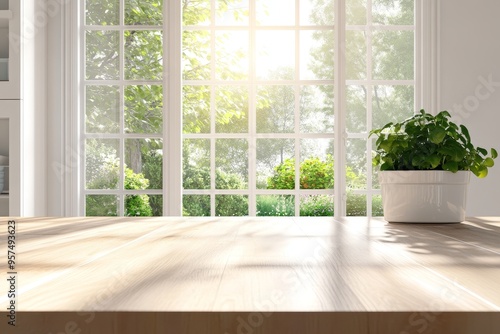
<box><xmin>86</xmin><ymin>160</ymin><xmax>153</xmax><ymax>216</ymax></box>
<box><xmin>372</xmin><ymin>195</ymin><xmax>384</xmax><ymax>216</ymax></box>
<box><xmin>346</xmin><ymin>194</ymin><xmax>366</xmax><ymax>216</ymax></box>
<box><xmin>183</xmin><ymin>195</ymin><xmax>210</xmax><ymax>216</ymax></box>
<box><xmin>216</xmin><ymin>195</ymin><xmax>248</xmax><ymax>216</ymax></box>
<box><xmin>124</xmin><ymin>169</ymin><xmax>153</xmax><ymax>216</ymax></box>
<box><xmin>256</xmin><ymin>193</ymin><xmax>383</xmax><ymax>217</ymax></box>
<box><xmin>183</xmin><ymin>164</ymin><xmax>248</xmax><ymax>216</ymax></box>
<box><xmin>86</xmin><ymin>195</ymin><xmax>118</xmax><ymax>216</ymax></box>
<box><xmin>125</xmin><ymin>0</ymin><xmax>163</xmax><ymax>25</ymax></box>
<box><xmin>257</xmin><ymin>196</ymin><xmax>295</xmax><ymax>216</ymax></box>
<box><xmin>142</xmin><ymin>151</ymin><xmax>163</xmax><ymax>216</ymax></box>
<box><xmin>300</xmin><ymin>156</ymin><xmax>335</xmax><ymax>189</ymax></box>
<box><xmin>267</xmin><ymin>156</ymin><xmax>335</xmax><ymax>190</ymax></box>
<box><xmin>267</xmin><ymin>158</ymin><xmax>296</xmax><ymax>189</ymax></box>
<box><xmin>300</xmin><ymin>195</ymin><xmax>334</xmax><ymax>216</ymax></box>
<box><xmin>370</xmin><ymin>110</ymin><xmax>498</xmax><ymax>178</ymax></box>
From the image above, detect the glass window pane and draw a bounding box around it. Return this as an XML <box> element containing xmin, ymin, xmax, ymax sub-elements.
<box><xmin>300</xmin><ymin>139</ymin><xmax>334</xmax><ymax>190</ymax></box>
<box><xmin>300</xmin><ymin>85</ymin><xmax>334</xmax><ymax>133</ymax></box>
<box><xmin>85</xmin><ymin>85</ymin><xmax>120</xmax><ymax>133</ymax></box>
<box><xmin>257</xmin><ymin>85</ymin><xmax>295</xmax><ymax>133</ymax></box>
<box><xmin>372</xmin><ymin>194</ymin><xmax>383</xmax><ymax>216</ymax></box>
<box><xmin>125</xmin><ymin>194</ymin><xmax>154</xmax><ymax>216</ymax></box>
<box><xmin>86</xmin><ymin>31</ymin><xmax>120</xmax><ymax>80</ymax></box>
<box><xmin>216</xmin><ymin>139</ymin><xmax>248</xmax><ymax>189</ymax></box>
<box><xmin>372</xmin><ymin>30</ymin><xmax>414</xmax><ymax>80</ymax></box>
<box><xmin>372</xmin><ymin>0</ymin><xmax>414</xmax><ymax>25</ymax></box>
<box><xmin>346</xmin><ymin>193</ymin><xmax>366</xmax><ymax>216</ymax></box>
<box><xmin>256</xmin><ymin>31</ymin><xmax>295</xmax><ymax>80</ymax></box>
<box><xmin>125</xmin><ymin>85</ymin><xmax>163</xmax><ymax>134</ymax></box>
<box><xmin>183</xmin><ymin>195</ymin><xmax>211</xmax><ymax>216</ymax></box>
<box><xmin>216</xmin><ymin>195</ymin><xmax>248</xmax><ymax>216</ymax></box>
<box><xmin>346</xmin><ymin>85</ymin><xmax>367</xmax><ymax>133</ymax></box>
<box><xmin>372</xmin><ymin>85</ymin><xmax>414</xmax><ymax>129</ymax></box>
<box><xmin>86</xmin><ymin>195</ymin><xmax>118</xmax><ymax>216</ymax></box>
<box><xmin>300</xmin><ymin>195</ymin><xmax>334</xmax><ymax>216</ymax></box>
<box><xmin>300</xmin><ymin>0</ymin><xmax>334</xmax><ymax>25</ymax></box>
<box><xmin>125</xmin><ymin>30</ymin><xmax>163</xmax><ymax>80</ymax></box>
<box><xmin>183</xmin><ymin>139</ymin><xmax>211</xmax><ymax>190</ymax></box>
<box><xmin>183</xmin><ymin>30</ymin><xmax>211</xmax><ymax>80</ymax></box>
<box><xmin>216</xmin><ymin>0</ymin><xmax>249</xmax><ymax>26</ymax></box>
<box><xmin>346</xmin><ymin>139</ymin><xmax>367</xmax><ymax>190</ymax></box>
<box><xmin>86</xmin><ymin>139</ymin><xmax>120</xmax><ymax>190</ymax></box>
<box><xmin>216</xmin><ymin>31</ymin><xmax>249</xmax><ymax>80</ymax></box>
<box><xmin>148</xmin><ymin>195</ymin><xmax>163</xmax><ymax>216</ymax></box>
<box><xmin>346</xmin><ymin>30</ymin><xmax>366</xmax><ymax>80</ymax></box>
<box><xmin>86</xmin><ymin>0</ymin><xmax>119</xmax><ymax>26</ymax></box>
<box><xmin>125</xmin><ymin>0</ymin><xmax>163</xmax><ymax>26</ymax></box>
<box><xmin>257</xmin><ymin>195</ymin><xmax>294</xmax><ymax>216</ymax></box>
<box><xmin>300</xmin><ymin>30</ymin><xmax>334</xmax><ymax>80</ymax></box>
<box><xmin>216</xmin><ymin>86</ymin><xmax>249</xmax><ymax>133</ymax></box>
<box><xmin>125</xmin><ymin>139</ymin><xmax>163</xmax><ymax>189</ymax></box>
<box><xmin>183</xmin><ymin>85</ymin><xmax>211</xmax><ymax>133</ymax></box>
<box><xmin>257</xmin><ymin>139</ymin><xmax>294</xmax><ymax>189</ymax></box>
<box><xmin>346</xmin><ymin>0</ymin><xmax>366</xmax><ymax>25</ymax></box>
<box><xmin>256</xmin><ymin>0</ymin><xmax>295</xmax><ymax>26</ymax></box>
<box><xmin>183</xmin><ymin>0</ymin><xmax>210</xmax><ymax>26</ymax></box>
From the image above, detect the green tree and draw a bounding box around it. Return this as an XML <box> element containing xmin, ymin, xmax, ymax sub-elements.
<box><xmin>85</xmin><ymin>0</ymin><xmax>250</xmax><ymax>216</ymax></box>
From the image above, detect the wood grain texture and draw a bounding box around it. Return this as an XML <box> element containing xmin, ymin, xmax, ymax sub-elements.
<box><xmin>0</xmin><ymin>216</ymin><xmax>499</xmax><ymax>333</ymax></box>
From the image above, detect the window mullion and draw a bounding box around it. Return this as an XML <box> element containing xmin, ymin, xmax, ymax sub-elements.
<box><xmin>334</xmin><ymin>0</ymin><xmax>347</xmax><ymax>219</ymax></box>
<box><xmin>164</xmin><ymin>0</ymin><xmax>183</xmax><ymax>216</ymax></box>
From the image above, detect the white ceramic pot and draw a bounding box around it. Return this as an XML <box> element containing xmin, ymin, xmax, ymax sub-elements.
<box><xmin>379</xmin><ymin>170</ymin><xmax>470</xmax><ymax>223</ymax></box>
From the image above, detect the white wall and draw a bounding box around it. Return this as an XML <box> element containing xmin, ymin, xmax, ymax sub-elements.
<box><xmin>46</xmin><ymin>1</ymin><xmax>64</xmax><ymax>216</ymax></box>
<box><xmin>439</xmin><ymin>0</ymin><xmax>500</xmax><ymax>216</ymax></box>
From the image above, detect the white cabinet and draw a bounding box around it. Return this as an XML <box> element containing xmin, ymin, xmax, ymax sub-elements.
<box><xmin>0</xmin><ymin>0</ymin><xmax>21</xmax><ymax>99</ymax></box>
<box><xmin>0</xmin><ymin>102</ymin><xmax>20</xmax><ymax>216</ymax></box>
<box><xmin>0</xmin><ymin>195</ymin><xmax>8</xmax><ymax>216</ymax></box>
<box><xmin>0</xmin><ymin>0</ymin><xmax>36</xmax><ymax>216</ymax></box>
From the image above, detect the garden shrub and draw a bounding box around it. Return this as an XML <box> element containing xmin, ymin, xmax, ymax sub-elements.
<box><xmin>256</xmin><ymin>195</ymin><xmax>294</xmax><ymax>216</ymax></box>
<box><xmin>300</xmin><ymin>195</ymin><xmax>334</xmax><ymax>216</ymax></box>
<box><xmin>267</xmin><ymin>155</ymin><xmax>334</xmax><ymax>190</ymax></box>
<box><xmin>124</xmin><ymin>168</ymin><xmax>153</xmax><ymax>216</ymax></box>
<box><xmin>143</xmin><ymin>151</ymin><xmax>163</xmax><ymax>216</ymax></box>
<box><xmin>86</xmin><ymin>160</ymin><xmax>153</xmax><ymax>216</ymax></box>
<box><xmin>183</xmin><ymin>164</ymin><xmax>248</xmax><ymax>216</ymax></box>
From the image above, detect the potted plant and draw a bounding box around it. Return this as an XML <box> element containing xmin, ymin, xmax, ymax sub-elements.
<box><xmin>369</xmin><ymin>109</ymin><xmax>497</xmax><ymax>223</ymax></box>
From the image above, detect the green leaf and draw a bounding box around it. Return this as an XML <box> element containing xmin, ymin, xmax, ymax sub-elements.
<box><xmin>492</xmin><ymin>148</ymin><xmax>498</xmax><ymax>159</ymax></box>
<box><xmin>475</xmin><ymin>165</ymin><xmax>488</xmax><ymax>178</ymax></box>
<box><xmin>380</xmin><ymin>161</ymin><xmax>393</xmax><ymax>170</ymax></box>
<box><xmin>477</xmin><ymin>147</ymin><xmax>488</xmax><ymax>156</ymax></box>
<box><xmin>438</xmin><ymin>110</ymin><xmax>451</xmax><ymax>119</ymax></box>
<box><xmin>459</xmin><ymin>124</ymin><xmax>471</xmax><ymax>143</ymax></box>
<box><xmin>411</xmin><ymin>155</ymin><xmax>425</xmax><ymax>168</ymax></box>
<box><xmin>429</xmin><ymin>126</ymin><xmax>446</xmax><ymax>144</ymax></box>
<box><xmin>443</xmin><ymin>161</ymin><xmax>459</xmax><ymax>173</ymax></box>
<box><xmin>427</xmin><ymin>155</ymin><xmax>441</xmax><ymax>169</ymax></box>
<box><xmin>484</xmin><ymin>157</ymin><xmax>495</xmax><ymax>167</ymax></box>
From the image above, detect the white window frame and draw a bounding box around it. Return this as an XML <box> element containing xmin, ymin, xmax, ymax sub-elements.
<box><xmin>62</xmin><ymin>0</ymin><xmax>437</xmax><ymax>218</ymax></box>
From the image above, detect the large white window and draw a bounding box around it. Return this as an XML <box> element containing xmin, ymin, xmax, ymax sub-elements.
<box><xmin>77</xmin><ymin>0</ymin><xmax>422</xmax><ymax>217</ymax></box>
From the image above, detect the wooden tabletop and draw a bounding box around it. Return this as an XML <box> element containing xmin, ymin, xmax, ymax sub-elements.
<box><xmin>1</xmin><ymin>216</ymin><xmax>500</xmax><ymax>333</ymax></box>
